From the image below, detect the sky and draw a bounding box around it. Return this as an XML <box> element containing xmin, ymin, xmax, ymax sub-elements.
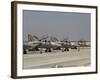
<box><xmin>23</xmin><ymin>10</ymin><xmax>91</xmax><ymax>41</ymax></box>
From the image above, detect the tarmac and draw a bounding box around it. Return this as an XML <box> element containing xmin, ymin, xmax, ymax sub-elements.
<box><xmin>23</xmin><ymin>47</ymin><xmax>90</xmax><ymax>69</ymax></box>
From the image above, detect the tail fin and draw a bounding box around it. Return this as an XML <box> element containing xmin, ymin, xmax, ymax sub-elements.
<box><xmin>28</xmin><ymin>34</ymin><xmax>39</xmax><ymax>41</ymax></box>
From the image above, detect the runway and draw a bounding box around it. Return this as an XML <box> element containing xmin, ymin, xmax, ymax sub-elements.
<box><xmin>23</xmin><ymin>48</ymin><xmax>90</xmax><ymax>69</ymax></box>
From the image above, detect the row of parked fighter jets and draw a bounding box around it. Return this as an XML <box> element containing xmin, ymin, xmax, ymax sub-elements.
<box><xmin>23</xmin><ymin>35</ymin><xmax>80</xmax><ymax>54</ymax></box>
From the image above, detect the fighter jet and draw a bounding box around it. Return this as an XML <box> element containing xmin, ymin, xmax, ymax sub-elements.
<box><xmin>23</xmin><ymin>35</ymin><xmax>61</xmax><ymax>54</ymax></box>
<box><xmin>36</xmin><ymin>36</ymin><xmax>62</xmax><ymax>53</ymax></box>
<box><xmin>59</xmin><ymin>37</ymin><xmax>79</xmax><ymax>52</ymax></box>
<box><xmin>23</xmin><ymin>34</ymin><xmax>41</xmax><ymax>54</ymax></box>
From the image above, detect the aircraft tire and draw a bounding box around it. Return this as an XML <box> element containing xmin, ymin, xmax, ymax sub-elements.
<box><xmin>67</xmin><ymin>48</ymin><xmax>69</xmax><ymax>51</ymax></box>
<box><xmin>48</xmin><ymin>49</ymin><xmax>51</xmax><ymax>52</ymax></box>
<box><xmin>24</xmin><ymin>50</ymin><xmax>27</xmax><ymax>54</ymax></box>
<box><xmin>45</xmin><ymin>49</ymin><xmax>47</xmax><ymax>52</ymax></box>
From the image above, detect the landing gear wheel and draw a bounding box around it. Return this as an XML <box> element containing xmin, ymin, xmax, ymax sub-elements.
<box><xmin>48</xmin><ymin>49</ymin><xmax>51</xmax><ymax>52</ymax></box>
<box><xmin>67</xmin><ymin>48</ymin><xmax>69</xmax><ymax>51</ymax></box>
<box><xmin>24</xmin><ymin>50</ymin><xmax>27</xmax><ymax>54</ymax></box>
<box><xmin>45</xmin><ymin>49</ymin><xmax>47</xmax><ymax>52</ymax></box>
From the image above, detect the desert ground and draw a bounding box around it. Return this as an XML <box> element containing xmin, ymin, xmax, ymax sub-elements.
<box><xmin>23</xmin><ymin>47</ymin><xmax>90</xmax><ymax>69</ymax></box>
